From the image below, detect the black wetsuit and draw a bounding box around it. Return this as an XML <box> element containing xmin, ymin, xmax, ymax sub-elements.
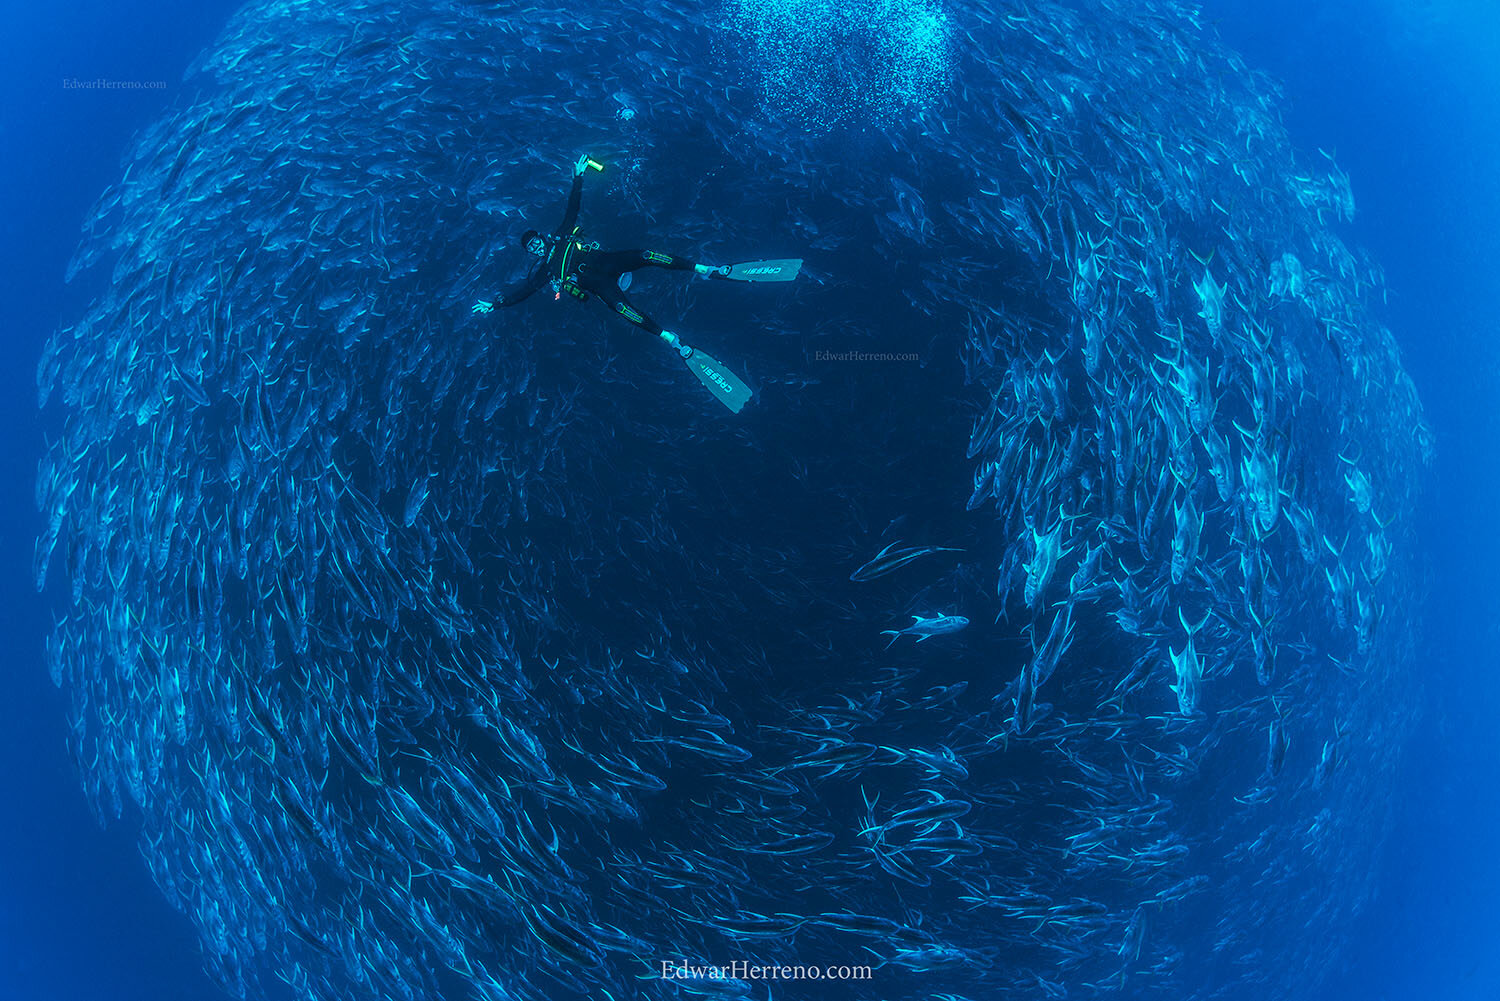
<box><xmin>493</xmin><ymin>173</ymin><xmax>698</xmax><ymax>336</ymax></box>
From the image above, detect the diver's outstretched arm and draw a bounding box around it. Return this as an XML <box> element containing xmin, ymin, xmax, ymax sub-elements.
<box><xmin>558</xmin><ymin>155</ymin><xmax>604</xmax><ymax>227</ymax></box>
<box><xmin>556</xmin><ymin>154</ymin><xmax>599</xmax><ymax>234</ymax></box>
<box><xmin>557</xmin><ymin>171</ymin><xmax>584</xmax><ymax>235</ymax></box>
<box><xmin>474</xmin><ymin>266</ymin><xmax>548</xmax><ymax>314</ymax></box>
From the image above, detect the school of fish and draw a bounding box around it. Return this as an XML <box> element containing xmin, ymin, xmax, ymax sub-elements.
<box><xmin>34</xmin><ymin>1</ymin><xmax>1431</xmax><ymax>1000</ymax></box>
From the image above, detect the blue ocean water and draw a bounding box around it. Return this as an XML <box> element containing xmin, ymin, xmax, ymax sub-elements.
<box><xmin>4</xmin><ymin>2</ymin><xmax>1495</xmax><ymax>1001</ymax></box>
<box><xmin>3</xmin><ymin>6</ymin><xmax>244</xmax><ymax>999</ymax></box>
<box><xmin>1204</xmin><ymin>4</ymin><xmax>1500</xmax><ymax>999</ymax></box>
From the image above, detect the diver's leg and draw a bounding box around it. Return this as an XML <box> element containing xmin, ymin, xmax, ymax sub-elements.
<box><xmin>595</xmin><ymin>249</ymin><xmax>728</xmax><ymax>279</ymax></box>
<box><xmin>630</xmin><ymin>249</ymin><xmax>730</xmax><ymax>279</ymax></box>
<box><xmin>591</xmin><ymin>284</ymin><xmax>666</xmax><ymax>336</ymax></box>
<box><xmin>619</xmin><ymin>249</ymin><xmax>697</xmax><ymax>273</ymax></box>
<box><xmin>586</xmin><ymin>282</ymin><xmax>690</xmax><ymax>357</ymax></box>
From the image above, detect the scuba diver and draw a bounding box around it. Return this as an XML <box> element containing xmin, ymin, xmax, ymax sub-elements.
<box><xmin>472</xmin><ymin>154</ymin><xmax>801</xmax><ymax>413</ymax></box>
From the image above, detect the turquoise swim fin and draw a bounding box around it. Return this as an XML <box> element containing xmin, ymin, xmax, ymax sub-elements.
<box><xmin>683</xmin><ymin>348</ymin><xmax>754</xmax><ymax>413</ymax></box>
<box><xmin>722</xmin><ymin>259</ymin><xmax>803</xmax><ymax>283</ymax></box>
